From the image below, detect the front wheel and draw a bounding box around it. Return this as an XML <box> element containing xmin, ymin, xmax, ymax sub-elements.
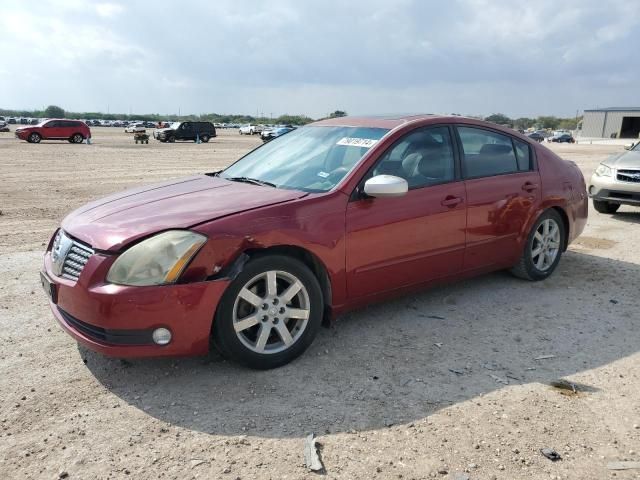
<box><xmin>167</xmin><ymin>135</ymin><xmax>175</xmax><ymax>143</ymax></box>
<box><xmin>593</xmin><ymin>199</ymin><xmax>620</xmax><ymax>214</ymax></box>
<box><xmin>28</xmin><ymin>132</ymin><xmax>41</xmax><ymax>143</ymax></box>
<box><xmin>213</xmin><ymin>255</ymin><xmax>323</xmax><ymax>369</ymax></box>
<box><xmin>510</xmin><ymin>210</ymin><xmax>565</xmax><ymax>281</ymax></box>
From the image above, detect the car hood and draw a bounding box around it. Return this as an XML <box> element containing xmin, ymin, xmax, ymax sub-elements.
<box><xmin>155</xmin><ymin>128</ymin><xmax>174</xmax><ymax>133</ymax></box>
<box><xmin>61</xmin><ymin>175</ymin><xmax>307</xmax><ymax>251</ymax></box>
<box><xmin>605</xmin><ymin>150</ymin><xmax>640</xmax><ymax>169</ymax></box>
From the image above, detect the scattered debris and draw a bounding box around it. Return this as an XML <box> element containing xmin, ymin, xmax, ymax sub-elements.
<box><xmin>449</xmin><ymin>368</ymin><xmax>465</xmax><ymax>375</ymax></box>
<box><xmin>540</xmin><ymin>448</ymin><xmax>562</xmax><ymax>461</ymax></box>
<box><xmin>434</xmin><ymin>343</ymin><xmax>443</xmax><ymax>348</ymax></box>
<box><xmin>489</xmin><ymin>374</ymin><xmax>509</xmax><ymax>385</ymax></box>
<box><xmin>427</xmin><ymin>315</ymin><xmax>446</xmax><ymax>320</ymax></box>
<box><xmin>550</xmin><ymin>379</ymin><xmax>577</xmax><ymax>394</ymax></box>
<box><xmin>607</xmin><ymin>461</ymin><xmax>640</xmax><ymax>470</ymax></box>
<box><xmin>609</xmin><ymin>299</ymin><xmax>619</xmax><ymax>304</ymax></box>
<box><xmin>454</xmin><ymin>473</ymin><xmax>470</xmax><ymax>480</ymax></box>
<box><xmin>304</xmin><ymin>433</ymin><xmax>324</xmax><ymax>472</ymax></box>
<box><xmin>534</xmin><ymin>355</ymin><xmax>556</xmax><ymax>361</ymax></box>
<box><xmin>190</xmin><ymin>459</ymin><xmax>206</xmax><ymax>468</ymax></box>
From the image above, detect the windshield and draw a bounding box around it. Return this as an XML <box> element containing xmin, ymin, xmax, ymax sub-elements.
<box><xmin>633</xmin><ymin>141</ymin><xmax>640</xmax><ymax>151</ymax></box>
<box><xmin>221</xmin><ymin>126</ymin><xmax>389</xmax><ymax>192</ymax></box>
<box><xmin>170</xmin><ymin>122</ymin><xmax>181</xmax><ymax>129</ymax></box>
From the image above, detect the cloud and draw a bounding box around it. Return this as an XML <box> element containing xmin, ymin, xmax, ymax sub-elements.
<box><xmin>95</xmin><ymin>3</ymin><xmax>124</xmax><ymax>18</ymax></box>
<box><xmin>0</xmin><ymin>0</ymin><xmax>638</xmax><ymax>117</ymax></box>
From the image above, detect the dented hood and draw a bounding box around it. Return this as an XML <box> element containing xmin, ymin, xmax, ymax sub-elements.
<box><xmin>61</xmin><ymin>175</ymin><xmax>306</xmax><ymax>251</ymax></box>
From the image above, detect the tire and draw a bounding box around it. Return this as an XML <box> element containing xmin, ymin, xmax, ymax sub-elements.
<box><xmin>71</xmin><ymin>133</ymin><xmax>84</xmax><ymax>143</ymax></box>
<box><xmin>510</xmin><ymin>209</ymin><xmax>565</xmax><ymax>281</ymax></box>
<box><xmin>167</xmin><ymin>135</ymin><xmax>175</xmax><ymax>143</ymax></box>
<box><xmin>29</xmin><ymin>132</ymin><xmax>41</xmax><ymax>143</ymax></box>
<box><xmin>213</xmin><ymin>255</ymin><xmax>324</xmax><ymax>369</ymax></box>
<box><xmin>201</xmin><ymin>134</ymin><xmax>210</xmax><ymax>143</ymax></box>
<box><xmin>593</xmin><ymin>199</ymin><xmax>620</xmax><ymax>214</ymax></box>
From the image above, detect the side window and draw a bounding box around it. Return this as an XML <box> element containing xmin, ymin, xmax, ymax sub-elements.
<box><xmin>45</xmin><ymin>121</ymin><xmax>59</xmax><ymax>128</ymax></box>
<box><xmin>371</xmin><ymin>126</ymin><xmax>455</xmax><ymax>189</ymax></box>
<box><xmin>513</xmin><ymin>139</ymin><xmax>532</xmax><ymax>171</ymax></box>
<box><xmin>458</xmin><ymin>127</ymin><xmax>519</xmax><ymax>178</ymax></box>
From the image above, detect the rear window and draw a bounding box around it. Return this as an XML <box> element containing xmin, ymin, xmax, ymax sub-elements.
<box><xmin>513</xmin><ymin>139</ymin><xmax>532</xmax><ymax>171</ymax></box>
<box><xmin>458</xmin><ymin>127</ymin><xmax>519</xmax><ymax>178</ymax></box>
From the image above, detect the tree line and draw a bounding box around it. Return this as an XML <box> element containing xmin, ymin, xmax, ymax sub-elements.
<box><xmin>0</xmin><ymin>105</ymin><xmax>326</xmax><ymax>126</ymax></box>
<box><xmin>483</xmin><ymin>113</ymin><xmax>581</xmax><ymax>131</ymax></box>
<box><xmin>1</xmin><ymin>106</ymin><xmax>579</xmax><ymax>130</ymax></box>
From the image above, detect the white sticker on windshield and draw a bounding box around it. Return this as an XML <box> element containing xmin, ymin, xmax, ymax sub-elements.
<box><xmin>317</xmin><ymin>171</ymin><xmax>330</xmax><ymax>178</ymax></box>
<box><xmin>336</xmin><ymin>137</ymin><xmax>379</xmax><ymax>148</ymax></box>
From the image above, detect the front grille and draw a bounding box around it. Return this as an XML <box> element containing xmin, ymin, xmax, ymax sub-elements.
<box><xmin>62</xmin><ymin>240</ymin><xmax>94</xmax><ymax>281</ymax></box>
<box><xmin>617</xmin><ymin>169</ymin><xmax>640</xmax><ymax>183</ymax></box>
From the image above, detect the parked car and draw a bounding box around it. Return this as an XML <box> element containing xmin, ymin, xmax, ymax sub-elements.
<box><xmin>261</xmin><ymin>126</ymin><xmax>295</xmax><ymax>142</ymax></box>
<box><xmin>239</xmin><ymin>124</ymin><xmax>257</xmax><ymax>135</ymax></box>
<box><xmin>527</xmin><ymin>132</ymin><xmax>545</xmax><ymax>142</ymax></box>
<box><xmin>0</xmin><ymin>121</ymin><xmax>10</xmax><ymax>132</ymax></box>
<box><xmin>143</xmin><ymin>121</ymin><xmax>156</xmax><ymax>129</ymax></box>
<box><xmin>154</xmin><ymin>121</ymin><xmax>216</xmax><ymax>142</ymax></box>
<box><xmin>124</xmin><ymin>123</ymin><xmax>145</xmax><ymax>133</ymax></box>
<box><xmin>15</xmin><ymin>119</ymin><xmax>91</xmax><ymax>143</ymax></box>
<box><xmin>40</xmin><ymin>115</ymin><xmax>587</xmax><ymax>368</ymax></box>
<box><xmin>548</xmin><ymin>133</ymin><xmax>575</xmax><ymax>143</ymax></box>
<box><xmin>588</xmin><ymin>141</ymin><xmax>640</xmax><ymax>213</ymax></box>
<box><xmin>8</xmin><ymin>118</ymin><xmax>17</xmax><ymax>124</ymax></box>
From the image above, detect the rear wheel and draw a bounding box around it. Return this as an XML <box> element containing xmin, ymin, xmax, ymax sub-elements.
<box><xmin>213</xmin><ymin>255</ymin><xmax>323</xmax><ymax>369</ymax></box>
<box><xmin>593</xmin><ymin>199</ymin><xmax>620</xmax><ymax>214</ymax></box>
<box><xmin>71</xmin><ymin>133</ymin><xmax>84</xmax><ymax>143</ymax></box>
<box><xmin>510</xmin><ymin>209</ymin><xmax>565</xmax><ymax>281</ymax></box>
<box><xmin>29</xmin><ymin>132</ymin><xmax>41</xmax><ymax>143</ymax></box>
<box><xmin>201</xmin><ymin>134</ymin><xmax>210</xmax><ymax>143</ymax></box>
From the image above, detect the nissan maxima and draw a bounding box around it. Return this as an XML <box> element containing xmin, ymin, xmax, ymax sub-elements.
<box><xmin>41</xmin><ymin>115</ymin><xmax>588</xmax><ymax>369</ymax></box>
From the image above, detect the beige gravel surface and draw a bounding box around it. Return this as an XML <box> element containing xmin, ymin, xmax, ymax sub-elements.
<box><xmin>0</xmin><ymin>128</ymin><xmax>639</xmax><ymax>479</ymax></box>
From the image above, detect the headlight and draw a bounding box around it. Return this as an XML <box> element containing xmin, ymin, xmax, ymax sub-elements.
<box><xmin>106</xmin><ymin>230</ymin><xmax>207</xmax><ymax>286</ymax></box>
<box><xmin>595</xmin><ymin>163</ymin><xmax>612</xmax><ymax>177</ymax></box>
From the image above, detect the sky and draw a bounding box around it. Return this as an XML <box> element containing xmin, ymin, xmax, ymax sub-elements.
<box><xmin>0</xmin><ymin>0</ymin><xmax>639</xmax><ymax>119</ymax></box>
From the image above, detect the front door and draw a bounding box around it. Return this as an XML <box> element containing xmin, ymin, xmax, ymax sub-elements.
<box><xmin>455</xmin><ymin>126</ymin><xmax>541</xmax><ymax>270</ymax></box>
<box><xmin>345</xmin><ymin>126</ymin><xmax>467</xmax><ymax>299</ymax></box>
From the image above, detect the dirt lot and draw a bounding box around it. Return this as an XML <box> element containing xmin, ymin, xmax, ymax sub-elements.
<box><xmin>1</xmin><ymin>128</ymin><xmax>639</xmax><ymax>480</ymax></box>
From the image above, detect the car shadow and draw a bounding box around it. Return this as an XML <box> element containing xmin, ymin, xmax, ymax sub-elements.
<box><xmin>611</xmin><ymin>209</ymin><xmax>640</xmax><ymax>224</ymax></box>
<box><xmin>82</xmin><ymin>251</ymin><xmax>639</xmax><ymax>438</ymax></box>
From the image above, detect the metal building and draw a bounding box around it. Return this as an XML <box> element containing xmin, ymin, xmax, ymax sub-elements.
<box><xmin>581</xmin><ymin>107</ymin><xmax>640</xmax><ymax>139</ymax></box>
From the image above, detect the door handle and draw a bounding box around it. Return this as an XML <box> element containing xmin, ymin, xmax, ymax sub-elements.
<box><xmin>441</xmin><ymin>195</ymin><xmax>464</xmax><ymax>207</ymax></box>
<box><xmin>522</xmin><ymin>182</ymin><xmax>539</xmax><ymax>192</ymax></box>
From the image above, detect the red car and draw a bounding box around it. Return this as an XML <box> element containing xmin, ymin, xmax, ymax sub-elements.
<box><xmin>15</xmin><ymin>119</ymin><xmax>91</xmax><ymax>143</ymax></box>
<box><xmin>40</xmin><ymin>115</ymin><xmax>587</xmax><ymax>368</ymax></box>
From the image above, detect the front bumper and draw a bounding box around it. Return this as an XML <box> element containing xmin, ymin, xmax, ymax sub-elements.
<box><xmin>588</xmin><ymin>171</ymin><xmax>640</xmax><ymax>205</ymax></box>
<box><xmin>42</xmin><ymin>250</ymin><xmax>230</xmax><ymax>358</ymax></box>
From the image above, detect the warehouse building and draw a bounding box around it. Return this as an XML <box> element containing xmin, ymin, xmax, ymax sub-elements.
<box><xmin>581</xmin><ymin>107</ymin><xmax>640</xmax><ymax>139</ymax></box>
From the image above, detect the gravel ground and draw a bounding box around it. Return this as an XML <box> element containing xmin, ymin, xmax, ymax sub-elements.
<box><xmin>0</xmin><ymin>128</ymin><xmax>638</xmax><ymax>479</ymax></box>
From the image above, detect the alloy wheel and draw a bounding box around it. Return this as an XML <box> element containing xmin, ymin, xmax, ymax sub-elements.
<box><xmin>531</xmin><ymin>218</ymin><xmax>561</xmax><ymax>271</ymax></box>
<box><xmin>232</xmin><ymin>270</ymin><xmax>310</xmax><ymax>354</ymax></box>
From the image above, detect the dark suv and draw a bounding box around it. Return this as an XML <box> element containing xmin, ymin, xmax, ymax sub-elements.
<box><xmin>154</xmin><ymin>121</ymin><xmax>216</xmax><ymax>143</ymax></box>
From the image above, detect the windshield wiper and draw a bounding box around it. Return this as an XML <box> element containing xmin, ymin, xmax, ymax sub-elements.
<box><xmin>225</xmin><ymin>176</ymin><xmax>277</xmax><ymax>188</ymax></box>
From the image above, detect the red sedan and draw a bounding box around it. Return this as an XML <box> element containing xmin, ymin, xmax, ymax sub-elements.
<box><xmin>15</xmin><ymin>119</ymin><xmax>91</xmax><ymax>143</ymax></box>
<box><xmin>40</xmin><ymin>115</ymin><xmax>587</xmax><ymax>368</ymax></box>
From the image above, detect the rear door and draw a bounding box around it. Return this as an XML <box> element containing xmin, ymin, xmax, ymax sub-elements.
<box><xmin>456</xmin><ymin>126</ymin><xmax>541</xmax><ymax>271</ymax></box>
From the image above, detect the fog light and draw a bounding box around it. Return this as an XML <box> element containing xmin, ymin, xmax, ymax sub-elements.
<box><xmin>152</xmin><ymin>328</ymin><xmax>172</xmax><ymax>345</ymax></box>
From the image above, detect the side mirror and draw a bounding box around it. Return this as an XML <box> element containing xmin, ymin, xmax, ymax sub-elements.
<box><xmin>363</xmin><ymin>175</ymin><xmax>408</xmax><ymax>198</ymax></box>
